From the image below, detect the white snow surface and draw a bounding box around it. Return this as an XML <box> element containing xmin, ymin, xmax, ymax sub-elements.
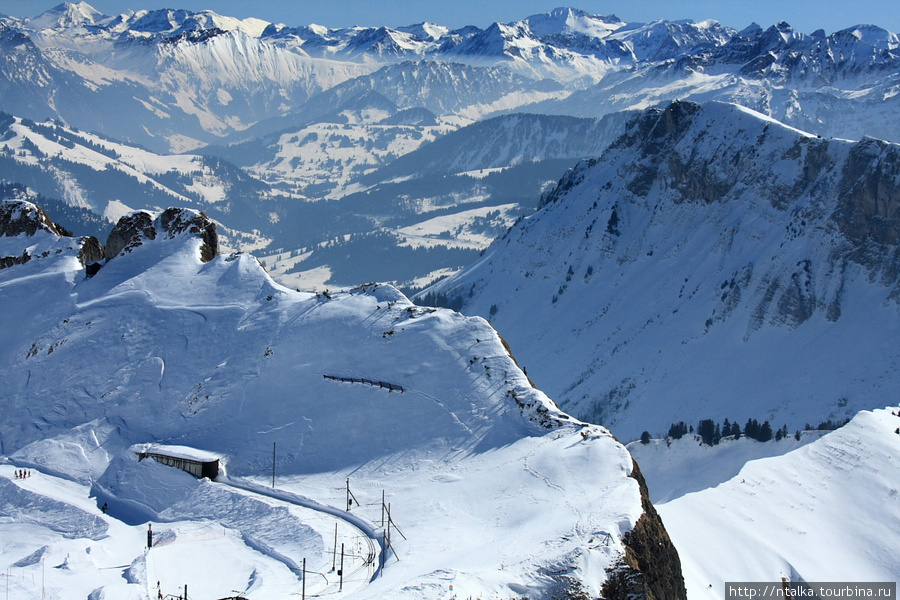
<box><xmin>0</xmin><ymin>202</ymin><xmax>645</xmax><ymax>599</ymax></box>
<box><xmin>631</xmin><ymin>408</ymin><xmax>900</xmax><ymax>594</ymax></box>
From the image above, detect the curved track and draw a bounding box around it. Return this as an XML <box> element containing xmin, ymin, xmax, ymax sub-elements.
<box><xmin>216</xmin><ymin>476</ymin><xmax>382</xmax><ymax>597</ymax></box>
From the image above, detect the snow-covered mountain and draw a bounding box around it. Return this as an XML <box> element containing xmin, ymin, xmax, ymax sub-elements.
<box><xmin>1</xmin><ymin>2</ymin><xmax>897</xmax><ymax>154</ymax></box>
<box><xmin>533</xmin><ymin>20</ymin><xmax>900</xmax><ymax>142</ymax></box>
<box><xmin>423</xmin><ymin>100</ymin><xmax>900</xmax><ymax>440</ymax></box>
<box><xmin>0</xmin><ymin>197</ymin><xmax>685</xmax><ymax>599</ymax></box>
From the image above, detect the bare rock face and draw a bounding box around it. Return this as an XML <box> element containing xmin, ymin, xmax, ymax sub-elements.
<box><xmin>104</xmin><ymin>211</ymin><xmax>157</xmax><ymax>259</ymax></box>
<box><xmin>0</xmin><ymin>199</ymin><xmax>69</xmax><ymax>238</ymax></box>
<box><xmin>834</xmin><ymin>137</ymin><xmax>900</xmax><ymax>247</ymax></box>
<box><xmin>603</xmin><ymin>460</ymin><xmax>687</xmax><ymax>600</ymax></box>
<box><xmin>833</xmin><ymin>138</ymin><xmax>900</xmax><ymax>288</ymax></box>
<box><xmin>106</xmin><ymin>208</ymin><xmax>219</xmax><ymax>263</ymax></box>
<box><xmin>0</xmin><ymin>199</ymin><xmax>104</xmax><ymax>271</ymax></box>
<box><xmin>78</xmin><ymin>236</ymin><xmax>105</xmax><ymax>264</ymax></box>
<box><xmin>159</xmin><ymin>207</ymin><xmax>219</xmax><ymax>263</ymax></box>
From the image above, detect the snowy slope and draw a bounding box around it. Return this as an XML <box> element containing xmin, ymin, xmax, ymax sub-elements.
<box><xmin>0</xmin><ymin>199</ymin><xmax>682</xmax><ymax>599</ymax></box>
<box><xmin>627</xmin><ymin>431</ymin><xmax>827</xmax><ymax>504</ymax></box>
<box><xmin>424</xmin><ymin>100</ymin><xmax>900</xmax><ymax>441</ymax></box>
<box><xmin>648</xmin><ymin>407</ymin><xmax>900</xmax><ymax>594</ymax></box>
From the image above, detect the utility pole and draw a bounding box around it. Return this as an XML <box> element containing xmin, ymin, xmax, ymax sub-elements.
<box><xmin>339</xmin><ymin>543</ymin><xmax>344</xmax><ymax>591</ymax></box>
<box><xmin>345</xmin><ymin>478</ymin><xmax>359</xmax><ymax>511</ymax></box>
<box><xmin>302</xmin><ymin>557</ymin><xmax>306</xmax><ymax>600</ymax></box>
<box><xmin>332</xmin><ymin>523</ymin><xmax>338</xmax><ymax>571</ymax></box>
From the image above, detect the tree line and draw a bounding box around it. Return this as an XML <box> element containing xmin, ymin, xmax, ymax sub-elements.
<box><xmin>640</xmin><ymin>417</ymin><xmax>850</xmax><ymax>446</ymax></box>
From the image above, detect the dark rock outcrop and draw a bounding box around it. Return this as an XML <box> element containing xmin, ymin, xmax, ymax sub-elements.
<box><xmin>159</xmin><ymin>207</ymin><xmax>219</xmax><ymax>263</ymax></box>
<box><xmin>104</xmin><ymin>211</ymin><xmax>157</xmax><ymax>259</ymax></box>
<box><xmin>0</xmin><ymin>251</ymin><xmax>31</xmax><ymax>269</ymax></box>
<box><xmin>602</xmin><ymin>459</ymin><xmax>686</xmax><ymax>600</ymax></box>
<box><xmin>0</xmin><ymin>199</ymin><xmax>103</xmax><ymax>271</ymax></box>
<box><xmin>78</xmin><ymin>236</ymin><xmax>105</xmax><ymax>265</ymax></box>
<box><xmin>0</xmin><ymin>199</ymin><xmax>69</xmax><ymax>238</ymax></box>
<box><xmin>105</xmin><ymin>208</ymin><xmax>219</xmax><ymax>263</ymax></box>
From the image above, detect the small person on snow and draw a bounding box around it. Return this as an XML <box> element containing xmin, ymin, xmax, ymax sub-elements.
<box><xmin>102</xmin><ymin>502</ymin><xmax>108</xmax><ymax>514</ymax></box>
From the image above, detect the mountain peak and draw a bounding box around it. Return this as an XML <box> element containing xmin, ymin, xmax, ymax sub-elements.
<box><xmin>525</xmin><ymin>6</ymin><xmax>625</xmax><ymax>39</ymax></box>
<box><xmin>395</xmin><ymin>21</ymin><xmax>449</xmax><ymax>42</ymax></box>
<box><xmin>427</xmin><ymin>99</ymin><xmax>900</xmax><ymax>440</ymax></box>
<box><xmin>29</xmin><ymin>1</ymin><xmax>106</xmax><ymax>29</ymax></box>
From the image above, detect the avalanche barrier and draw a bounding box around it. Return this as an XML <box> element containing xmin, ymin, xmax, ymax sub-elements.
<box><xmin>323</xmin><ymin>374</ymin><xmax>404</xmax><ymax>393</ymax></box>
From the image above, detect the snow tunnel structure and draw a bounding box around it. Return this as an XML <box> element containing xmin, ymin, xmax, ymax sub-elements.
<box><xmin>135</xmin><ymin>444</ymin><xmax>220</xmax><ymax>480</ymax></box>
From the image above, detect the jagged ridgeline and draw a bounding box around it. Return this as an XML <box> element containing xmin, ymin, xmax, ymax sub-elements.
<box><xmin>423</xmin><ymin>100</ymin><xmax>900</xmax><ymax>439</ymax></box>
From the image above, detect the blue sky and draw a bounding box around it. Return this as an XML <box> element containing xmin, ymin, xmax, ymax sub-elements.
<box><xmin>1</xmin><ymin>0</ymin><xmax>897</xmax><ymax>34</ymax></box>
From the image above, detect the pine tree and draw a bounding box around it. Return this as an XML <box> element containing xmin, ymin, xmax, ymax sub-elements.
<box><xmin>745</xmin><ymin>418</ymin><xmax>760</xmax><ymax>440</ymax></box>
<box><xmin>698</xmin><ymin>419</ymin><xmax>717</xmax><ymax>446</ymax></box>
<box><xmin>640</xmin><ymin>431</ymin><xmax>651</xmax><ymax>444</ymax></box>
<box><xmin>667</xmin><ymin>421</ymin><xmax>688</xmax><ymax>440</ymax></box>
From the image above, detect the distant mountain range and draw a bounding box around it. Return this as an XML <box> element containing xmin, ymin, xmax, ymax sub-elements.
<box><xmin>1</xmin><ymin>3</ymin><xmax>898</xmax><ymax>292</ymax></box>
<box><xmin>1</xmin><ymin>4</ymin><xmax>897</xmax><ymax>151</ymax></box>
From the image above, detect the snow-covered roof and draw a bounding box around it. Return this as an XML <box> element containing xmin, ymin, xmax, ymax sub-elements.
<box><xmin>132</xmin><ymin>443</ymin><xmax>220</xmax><ymax>463</ymax></box>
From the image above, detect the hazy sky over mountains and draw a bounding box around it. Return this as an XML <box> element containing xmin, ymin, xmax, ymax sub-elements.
<box><xmin>1</xmin><ymin>0</ymin><xmax>897</xmax><ymax>35</ymax></box>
